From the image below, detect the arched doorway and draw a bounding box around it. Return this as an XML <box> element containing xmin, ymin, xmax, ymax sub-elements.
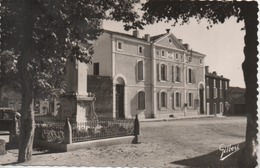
<box><xmin>116</xmin><ymin>77</ymin><xmax>125</xmax><ymax>119</ymax></box>
<box><xmin>199</xmin><ymin>84</ymin><xmax>204</xmax><ymax>114</ymax></box>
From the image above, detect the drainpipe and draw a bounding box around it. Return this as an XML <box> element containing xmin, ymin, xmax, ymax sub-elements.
<box><xmin>151</xmin><ymin>43</ymin><xmax>156</xmax><ymax>118</ymax></box>
<box><xmin>183</xmin><ymin>52</ymin><xmax>187</xmax><ymax>116</ymax></box>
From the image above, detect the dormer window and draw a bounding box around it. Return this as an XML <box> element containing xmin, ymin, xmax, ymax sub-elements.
<box><xmin>117</xmin><ymin>40</ymin><xmax>123</xmax><ymax>51</ymax></box>
<box><xmin>138</xmin><ymin>45</ymin><xmax>144</xmax><ymax>54</ymax></box>
<box><xmin>175</xmin><ymin>53</ymin><xmax>179</xmax><ymax>60</ymax></box>
<box><xmin>161</xmin><ymin>50</ymin><xmax>166</xmax><ymax>58</ymax></box>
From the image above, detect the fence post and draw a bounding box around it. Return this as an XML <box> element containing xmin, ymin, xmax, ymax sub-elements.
<box><xmin>63</xmin><ymin>118</ymin><xmax>72</xmax><ymax>144</ymax></box>
<box><xmin>132</xmin><ymin>115</ymin><xmax>140</xmax><ymax>144</ymax></box>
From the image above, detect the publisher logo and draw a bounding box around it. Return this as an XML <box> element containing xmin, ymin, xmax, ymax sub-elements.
<box><xmin>219</xmin><ymin>144</ymin><xmax>240</xmax><ymax>161</ymax></box>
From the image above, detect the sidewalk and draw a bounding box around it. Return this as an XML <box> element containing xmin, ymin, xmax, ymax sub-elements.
<box><xmin>139</xmin><ymin>114</ymin><xmax>219</xmax><ymax>122</ymax></box>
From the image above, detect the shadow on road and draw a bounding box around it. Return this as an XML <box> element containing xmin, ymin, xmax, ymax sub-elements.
<box><xmin>171</xmin><ymin>142</ymin><xmax>245</xmax><ymax>168</ymax></box>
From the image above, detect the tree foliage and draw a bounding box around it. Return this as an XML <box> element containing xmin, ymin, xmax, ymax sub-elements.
<box><xmin>1</xmin><ymin>0</ymin><xmax>143</xmax><ymax>99</ymax></box>
<box><xmin>142</xmin><ymin>1</ymin><xmax>258</xmax><ymax>168</ymax></box>
<box><xmin>1</xmin><ymin>0</ymin><xmax>142</xmax><ymax>162</ymax></box>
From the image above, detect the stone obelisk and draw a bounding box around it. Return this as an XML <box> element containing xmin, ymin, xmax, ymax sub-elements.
<box><xmin>60</xmin><ymin>58</ymin><xmax>95</xmax><ymax>123</ymax></box>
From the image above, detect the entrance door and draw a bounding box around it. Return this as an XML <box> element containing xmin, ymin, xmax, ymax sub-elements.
<box><xmin>199</xmin><ymin>88</ymin><xmax>204</xmax><ymax>114</ymax></box>
<box><xmin>116</xmin><ymin>84</ymin><xmax>125</xmax><ymax>119</ymax></box>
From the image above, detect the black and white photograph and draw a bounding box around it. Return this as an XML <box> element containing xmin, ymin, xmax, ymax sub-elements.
<box><xmin>0</xmin><ymin>0</ymin><xmax>258</xmax><ymax>167</ymax></box>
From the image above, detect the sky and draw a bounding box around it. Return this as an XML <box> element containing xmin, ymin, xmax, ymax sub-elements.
<box><xmin>103</xmin><ymin>16</ymin><xmax>245</xmax><ymax>88</ymax></box>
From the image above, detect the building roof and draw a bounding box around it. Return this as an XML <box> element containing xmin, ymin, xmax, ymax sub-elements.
<box><xmin>229</xmin><ymin>87</ymin><xmax>246</xmax><ymax>93</ymax></box>
<box><xmin>205</xmin><ymin>72</ymin><xmax>230</xmax><ymax>81</ymax></box>
<box><xmin>103</xmin><ymin>29</ymin><xmax>148</xmax><ymax>42</ymax></box>
<box><xmin>150</xmin><ymin>33</ymin><xmax>167</xmax><ymax>42</ymax></box>
<box><xmin>102</xmin><ymin>29</ymin><xmax>205</xmax><ymax>56</ymax></box>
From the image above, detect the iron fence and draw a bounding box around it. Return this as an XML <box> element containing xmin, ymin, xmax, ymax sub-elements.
<box><xmin>71</xmin><ymin>119</ymin><xmax>135</xmax><ymax>143</ymax></box>
<box><xmin>34</xmin><ymin>118</ymin><xmax>136</xmax><ymax>144</ymax></box>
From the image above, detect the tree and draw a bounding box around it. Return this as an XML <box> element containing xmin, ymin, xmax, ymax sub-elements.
<box><xmin>142</xmin><ymin>1</ymin><xmax>257</xmax><ymax>167</ymax></box>
<box><xmin>1</xmin><ymin>0</ymin><xmax>142</xmax><ymax>162</ymax></box>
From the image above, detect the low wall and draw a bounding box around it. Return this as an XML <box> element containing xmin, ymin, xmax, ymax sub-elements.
<box><xmin>34</xmin><ymin>135</ymin><xmax>141</xmax><ymax>152</ymax></box>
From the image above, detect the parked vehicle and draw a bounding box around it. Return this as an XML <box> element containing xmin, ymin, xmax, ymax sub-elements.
<box><xmin>0</xmin><ymin>108</ymin><xmax>20</xmax><ymax>134</ymax></box>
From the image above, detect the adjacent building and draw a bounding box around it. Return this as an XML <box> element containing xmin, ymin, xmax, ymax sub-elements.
<box><xmin>87</xmin><ymin>29</ymin><xmax>206</xmax><ymax>119</ymax></box>
<box><xmin>205</xmin><ymin>66</ymin><xmax>230</xmax><ymax>115</ymax></box>
<box><xmin>229</xmin><ymin>87</ymin><xmax>245</xmax><ymax>115</ymax></box>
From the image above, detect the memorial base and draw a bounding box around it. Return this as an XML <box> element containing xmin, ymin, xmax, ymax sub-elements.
<box><xmin>60</xmin><ymin>93</ymin><xmax>95</xmax><ymax>123</ymax></box>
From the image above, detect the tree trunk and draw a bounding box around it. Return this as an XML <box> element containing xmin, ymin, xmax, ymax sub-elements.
<box><xmin>17</xmin><ymin>55</ymin><xmax>35</xmax><ymax>163</ymax></box>
<box><xmin>17</xmin><ymin>0</ymin><xmax>34</xmax><ymax>163</ymax></box>
<box><xmin>238</xmin><ymin>2</ymin><xmax>258</xmax><ymax>168</ymax></box>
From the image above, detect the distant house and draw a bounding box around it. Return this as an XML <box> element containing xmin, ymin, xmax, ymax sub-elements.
<box><xmin>0</xmin><ymin>85</ymin><xmax>22</xmax><ymax>112</ymax></box>
<box><xmin>87</xmin><ymin>29</ymin><xmax>206</xmax><ymax>119</ymax></box>
<box><xmin>229</xmin><ymin>87</ymin><xmax>246</xmax><ymax>115</ymax></box>
<box><xmin>0</xmin><ymin>85</ymin><xmax>60</xmax><ymax>116</ymax></box>
<box><xmin>205</xmin><ymin>66</ymin><xmax>230</xmax><ymax>116</ymax></box>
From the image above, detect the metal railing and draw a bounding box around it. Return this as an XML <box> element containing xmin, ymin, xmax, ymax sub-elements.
<box><xmin>34</xmin><ymin>117</ymin><xmax>138</xmax><ymax>144</ymax></box>
<box><xmin>71</xmin><ymin>119</ymin><xmax>134</xmax><ymax>143</ymax></box>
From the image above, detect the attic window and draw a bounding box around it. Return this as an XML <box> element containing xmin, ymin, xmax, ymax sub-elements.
<box><xmin>169</xmin><ymin>39</ymin><xmax>172</xmax><ymax>44</ymax></box>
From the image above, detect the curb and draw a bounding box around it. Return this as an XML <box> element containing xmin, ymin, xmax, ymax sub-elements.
<box><xmin>139</xmin><ymin>115</ymin><xmax>220</xmax><ymax>122</ymax></box>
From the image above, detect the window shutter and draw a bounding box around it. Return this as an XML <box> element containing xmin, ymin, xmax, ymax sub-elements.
<box><xmin>166</xmin><ymin>65</ymin><xmax>169</xmax><ymax>81</ymax></box>
<box><xmin>172</xmin><ymin>94</ymin><xmax>175</xmax><ymax>109</ymax></box>
<box><xmin>157</xmin><ymin>92</ymin><xmax>161</xmax><ymax>109</ymax></box>
<box><xmin>157</xmin><ymin>64</ymin><xmax>160</xmax><ymax>81</ymax></box>
<box><xmin>192</xmin><ymin>69</ymin><xmax>196</xmax><ymax>83</ymax></box>
<box><xmin>179</xmin><ymin>66</ymin><xmax>182</xmax><ymax>82</ymax></box>
<box><xmin>186</xmin><ymin>92</ymin><xmax>189</xmax><ymax>106</ymax></box>
<box><xmin>137</xmin><ymin>61</ymin><xmax>144</xmax><ymax>80</ymax></box>
<box><xmin>186</xmin><ymin>68</ymin><xmax>188</xmax><ymax>84</ymax></box>
<box><xmin>172</xmin><ymin>66</ymin><xmax>175</xmax><ymax>82</ymax></box>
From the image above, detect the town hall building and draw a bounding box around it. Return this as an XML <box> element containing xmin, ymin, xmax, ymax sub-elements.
<box><xmin>87</xmin><ymin>29</ymin><xmax>206</xmax><ymax>119</ymax></box>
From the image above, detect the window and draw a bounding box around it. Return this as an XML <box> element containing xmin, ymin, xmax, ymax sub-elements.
<box><xmin>159</xmin><ymin>64</ymin><xmax>167</xmax><ymax>81</ymax></box>
<box><xmin>213</xmin><ymin>79</ymin><xmax>217</xmax><ymax>99</ymax></box>
<box><xmin>172</xmin><ymin>66</ymin><xmax>181</xmax><ymax>83</ymax></box>
<box><xmin>117</xmin><ymin>41</ymin><xmax>123</xmax><ymax>51</ymax></box>
<box><xmin>219</xmin><ymin>81</ymin><xmax>223</xmax><ymax>99</ymax></box>
<box><xmin>207</xmin><ymin>103</ymin><xmax>210</xmax><ymax>114</ymax></box>
<box><xmin>93</xmin><ymin>63</ymin><xmax>99</xmax><ymax>75</ymax></box>
<box><xmin>156</xmin><ymin>50</ymin><xmax>160</xmax><ymax>56</ymax></box>
<box><xmin>220</xmin><ymin>102</ymin><xmax>224</xmax><ymax>113</ymax></box>
<box><xmin>161</xmin><ymin>50</ymin><xmax>166</xmax><ymax>57</ymax></box>
<box><xmin>158</xmin><ymin>63</ymin><xmax>168</xmax><ymax>81</ymax></box>
<box><xmin>175</xmin><ymin>66</ymin><xmax>181</xmax><ymax>82</ymax></box>
<box><xmin>161</xmin><ymin>92</ymin><xmax>167</xmax><ymax>108</ymax></box>
<box><xmin>175</xmin><ymin>53</ymin><xmax>179</xmax><ymax>60</ymax></box>
<box><xmin>188</xmin><ymin>93</ymin><xmax>194</xmax><ymax>107</ymax></box>
<box><xmin>199</xmin><ymin>58</ymin><xmax>203</xmax><ymax>64</ymax></box>
<box><xmin>175</xmin><ymin>92</ymin><xmax>181</xmax><ymax>108</ymax></box>
<box><xmin>187</xmin><ymin>68</ymin><xmax>195</xmax><ymax>83</ymax></box>
<box><xmin>138</xmin><ymin>91</ymin><xmax>145</xmax><ymax>110</ymax></box>
<box><xmin>138</xmin><ymin>45</ymin><xmax>144</xmax><ymax>54</ymax></box>
<box><xmin>137</xmin><ymin>60</ymin><xmax>144</xmax><ymax>81</ymax></box>
<box><xmin>225</xmin><ymin>81</ymin><xmax>228</xmax><ymax>90</ymax></box>
<box><xmin>206</xmin><ymin>86</ymin><xmax>210</xmax><ymax>99</ymax></box>
<box><xmin>169</xmin><ymin>38</ymin><xmax>172</xmax><ymax>44</ymax></box>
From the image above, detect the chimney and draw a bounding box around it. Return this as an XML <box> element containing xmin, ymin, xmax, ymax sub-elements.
<box><xmin>166</xmin><ymin>29</ymin><xmax>171</xmax><ymax>33</ymax></box>
<box><xmin>183</xmin><ymin>43</ymin><xmax>190</xmax><ymax>50</ymax></box>
<box><xmin>213</xmin><ymin>71</ymin><xmax>217</xmax><ymax>75</ymax></box>
<box><xmin>133</xmin><ymin>30</ymin><xmax>140</xmax><ymax>38</ymax></box>
<box><xmin>205</xmin><ymin>66</ymin><xmax>209</xmax><ymax>73</ymax></box>
<box><xmin>144</xmin><ymin>34</ymin><xmax>150</xmax><ymax>42</ymax></box>
<box><xmin>178</xmin><ymin>39</ymin><xmax>183</xmax><ymax>44</ymax></box>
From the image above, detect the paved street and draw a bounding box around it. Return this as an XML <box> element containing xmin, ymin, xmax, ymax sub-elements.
<box><xmin>0</xmin><ymin>116</ymin><xmax>246</xmax><ymax>167</ymax></box>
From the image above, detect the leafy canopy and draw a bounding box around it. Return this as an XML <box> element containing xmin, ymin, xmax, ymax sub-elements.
<box><xmin>1</xmin><ymin>0</ymin><xmax>143</xmax><ymax>99</ymax></box>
